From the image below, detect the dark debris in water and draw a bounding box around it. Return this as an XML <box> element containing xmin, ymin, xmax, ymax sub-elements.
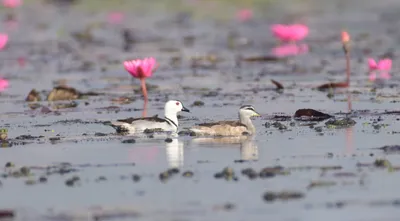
<box><xmin>122</xmin><ymin>139</ymin><xmax>136</xmax><ymax>144</ymax></box>
<box><xmin>0</xmin><ymin>210</ymin><xmax>14</xmax><ymax>219</ymax></box>
<box><xmin>241</xmin><ymin>55</ymin><xmax>288</xmax><ymax>63</ymax></box>
<box><xmin>132</xmin><ymin>174</ymin><xmax>141</xmax><ymax>182</ymax></box>
<box><xmin>182</xmin><ymin>171</ymin><xmax>194</xmax><ymax>178</ymax></box>
<box><xmin>306</xmin><ymin>199</ymin><xmax>400</xmax><ymax>209</ymax></box>
<box><xmin>212</xmin><ymin>202</ymin><xmax>236</xmax><ymax>211</ymax></box>
<box><xmin>270</xmin><ymin>79</ymin><xmax>284</xmax><ymax>90</ymax></box>
<box><xmin>65</xmin><ymin>176</ymin><xmax>81</xmax><ymax>187</ymax></box>
<box><xmin>159</xmin><ymin>167</ymin><xmax>180</xmax><ymax>182</ymax></box>
<box><xmin>263</xmin><ymin>191</ymin><xmax>305</xmax><ymax>202</ymax></box>
<box><xmin>270</xmin><ymin>115</ymin><xmax>292</xmax><ymax>122</ymax></box>
<box><xmin>376</xmin><ymin>145</ymin><xmax>400</xmax><ymax>154</ymax></box>
<box><xmin>241</xmin><ymin>168</ymin><xmax>258</xmax><ymax>180</ymax></box>
<box><xmin>325</xmin><ymin>118</ymin><xmax>356</xmax><ymax>128</ymax></box>
<box><xmin>259</xmin><ymin>166</ymin><xmax>289</xmax><ymax>178</ymax></box>
<box><xmin>307</xmin><ymin>181</ymin><xmax>337</xmax><ymax>190</ymax></box>
<box><xmin>356</xmin><ymin>158</ymin><xmax>397</xmax><ymax>171</ymax></box>
<box><xmin>316</xmin><ymin>82</ymin><xmax>349</xmax><ymax>90</ymax></box>
<box><xmin>214</xmin><ymin>167</ymin><xmax>239</xmax><ymax>181</ymax></box>
<box><xmin>191</xmin><ymin>100</ymin><xmax>205</xmax><ymax>107</ymax></box>
<box><xmin>15</xmin><ymin>135</ymin><xmax>44</xmax><ymax>140</ymax></box>
<box><xmin>294</xmin><ymin>109</ymin><xmax>333</xmax><ymax>121</ymax></box>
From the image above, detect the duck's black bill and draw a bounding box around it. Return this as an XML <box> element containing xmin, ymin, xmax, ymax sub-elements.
<box><xmin>182</xmin><ymin>106</ymin><xmax>190</xmax><ymax>112</ymax></box>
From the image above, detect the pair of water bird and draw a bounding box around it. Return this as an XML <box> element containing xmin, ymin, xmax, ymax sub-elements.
<box><xmin>109</xmin><ymin>100</ymin><xmax>260</xmax><ymax>136</ymax></box>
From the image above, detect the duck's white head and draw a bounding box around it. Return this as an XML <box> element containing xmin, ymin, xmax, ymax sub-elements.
<box><xmin>164</xmin><ymin>100</ymin><xmax>190</xmax><ymax>127</ymax></box>
<box><xmin>165</xmin><ymin>100</ymin><xmax>190</xmax><ymax>114</ymax></box>
<box><xmin>239</xmin><ymin>105</ymin><xmax>260</xmax><ymax>119</ymax></box>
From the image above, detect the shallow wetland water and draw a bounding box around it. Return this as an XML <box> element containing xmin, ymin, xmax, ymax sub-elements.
<box><xmin>1</xmin><ymin>0</ymin><xmax>400</xmax><ymax>220</ymax></box>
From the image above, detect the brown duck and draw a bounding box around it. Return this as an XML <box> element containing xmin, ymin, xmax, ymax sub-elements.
<box><xmin>189</xmin><ymin>105</ymin><xmax>260</xmax><ymax>136</ymax></box>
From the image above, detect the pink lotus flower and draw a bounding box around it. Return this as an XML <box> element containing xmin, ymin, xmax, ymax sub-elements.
<box><xmin>272</xmin><ymin>43</ymin><xmax>309</xmax><ymax>57</ymax></box>
<box><xmin>0</xmin><ymin>34</ymin><xmax>8</xmax><ymax>50</ymax></box>
<box><xmin>236</xmin><ymin>9</ymin><xmax>253</xmax><ymax>22</ymax></box>
<box><xmin>368</xmin><ymin>58</ymin><xmax>392</xmax><ymax>81</ymax></box>
<box><xmin>124</xmin><ymin>57</ymin><xmax>156</xmax><ymax>79</ymax></box>
<box><xmin>107</xmin><ymin>12</ymin><xmax>124</xmax><ymax>24</ymax></box>
<box><xmin>341</xmin><ymin>31</ymin><xmax>350</xmax><ymax>44</ymax></box>
<box><xmin>271</xmin><ymin>24</ymin><xmax>309</xmax><ymax>42</ymax></box>
<box><xmin>123</xmin><ymin>57</ymin><xmax>157</xmax><ymax>104</ymax></box>
<box><xmin>0</xmin><ymin>78</ymin><xmax>9</xmax><ymax>91</ymax></box>
<box><xmin>2</xmin><ymin>0</ymin><xmax>21</xmax><ymax>8</ymax></box>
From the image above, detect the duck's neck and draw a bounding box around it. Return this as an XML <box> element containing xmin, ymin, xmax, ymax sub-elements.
<box><xmin>165</xmin><ymin>110</ymin><xmax>179</xmax><ymax>128</ymax></box>
<box><xmin>239</xmin><ymin>114</ymin><xmax>255</xmax><ymax>134</ymax></box>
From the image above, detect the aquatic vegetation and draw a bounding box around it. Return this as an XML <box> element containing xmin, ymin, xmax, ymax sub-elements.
<box><xmin>317</xmin><ymin>30</ymin><xmax>351</xmax><ymax>90</ymax></box>
<box><xmin>236</xmin><ymin>8</ymin><xmax>253</xmax><ymax>22</ymax></box>
<box><xmin>0</xmin><ymin>34</ymin><xmax>8</xmax><ymax>50</ymax></box>
<box><xmin>107</xmin><ymin>12</ymin><xmax>124</xmax><ymax>24</ymax></box>
<box><xmin>0</xmin><ymin>78</ymin><xmax>9</xmax><ymax>91</ymax></box>
<box><xmin>368</xmin><ymin>58</ymin><xmax>392</xmax><ymax>81</ymax></box>
<box><xmin>2</xmin><ymin>0</ymin><xmax>21</xmax><ymax>8</ymax></box>
<box><xmin>342</xmin><ymin>30</ymin><xmax>351</xmax><ymax>84</ymax></box>
<box><xmin>123</xmin><ymin>57</ymin><xmax>157</xmax><ymax>103</ymax></box>
<box><xmin>270</xmin><ymin>24</ymin><xmax>309</xmax><ymax>42</ymax></box>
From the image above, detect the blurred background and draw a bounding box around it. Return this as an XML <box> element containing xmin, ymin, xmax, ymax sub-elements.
<box><xmin>1</xmin><ymin>0</ymin><xmax>400</xmax><ymax>107</ymax></box>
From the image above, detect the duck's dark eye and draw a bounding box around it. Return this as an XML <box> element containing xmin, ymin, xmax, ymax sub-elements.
<box><xmin>246</xmin><ymin>107</ymin><xmax>254</xmax><ymax>111</ymax></box>
<box><xmin>176</xmin><ymin>102</ymin><xmax>180</xmax><ymax>106</ymax></box>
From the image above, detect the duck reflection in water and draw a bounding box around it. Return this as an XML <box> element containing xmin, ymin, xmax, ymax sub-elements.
<box><xmin>190</xmin><ymin>135</ymin><xmax>258</xmax><ymax>161</ymax></box>
<box><xmin>166</xmin><ymin>138</ymin><xmax>184</xmax><ymax>168</ymax></box>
